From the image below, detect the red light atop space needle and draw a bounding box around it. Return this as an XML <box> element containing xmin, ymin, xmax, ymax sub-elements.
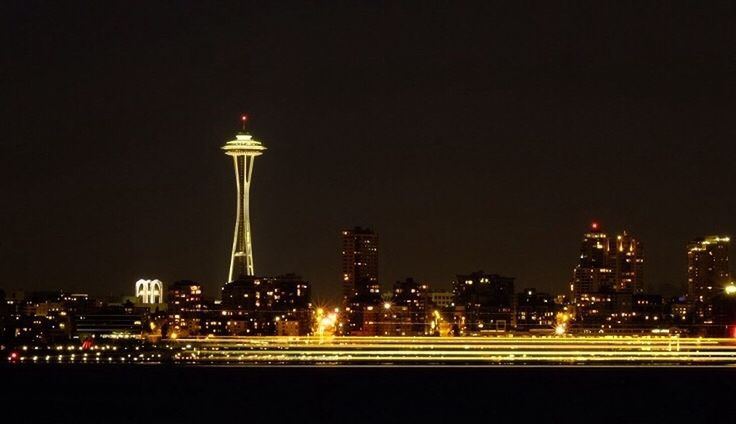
<box><xmin>591</xmin><ymin>222</ymin><xmax>599</xmax><ymax>230</ymax></box>
<box><xmin>240</xmin><ymin>114</ymin><xmax>248</xmax><ymax>131</ymax></box>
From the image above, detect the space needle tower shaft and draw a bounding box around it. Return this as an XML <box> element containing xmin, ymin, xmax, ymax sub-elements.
<box><xmin>222</xmin><ymin>115</ymin><xmax>266</xmax><ymax>281</ymax></box>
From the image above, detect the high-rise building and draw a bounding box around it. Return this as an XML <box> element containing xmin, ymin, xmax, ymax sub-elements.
<box><xmin>341</xmin><ymin>227</ymin><xmax>380</xmax><ymax>303</ymax></box>
<box><xmin>571</xmin><ymin>223</ymin><xmax>614</xmax><ymax>299</ymax></box>
<box><xmin>687</xmin><ymin>235</ymin><xmax>730</xmax><ymax>321</ymax></box>
<box><xmin>571</xmin><ymin>223</ymin><xmax>644</xmax><ymax>298</ymax></box>
<box><xmin>341</xmin><ymin>227</ymin><xmax>380</xmax><ymax>335</ymax></box>
<box><xmin>222</xmin><ymin>116</ymin><xmax>266</xmax><ymax>281</ymax></box>
<box><xmin>610</xmin><ymin>231</ymin><xmax>644</xmax><ymax>293</ymax></box>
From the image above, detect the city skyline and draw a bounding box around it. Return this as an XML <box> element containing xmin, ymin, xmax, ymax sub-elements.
<box><xmin>3</xmin><ymin>103</ymin><xmax>736</xmax><ymax>300</ymax></box>
<box><xmin>7</xmin><ymin>3</ymin><xmax>736</xmax><ymax>421</ymax></box>
<box><xmin>4</xmin><ymin>3</ymin><xmax>736</xmax><ymax>302</ymax></box>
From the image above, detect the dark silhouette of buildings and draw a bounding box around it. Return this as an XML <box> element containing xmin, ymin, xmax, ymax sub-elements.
<box><xmin>220</xmin><ymin>274</ymin><xmax>312</xmax><ymax>336</ymax></box>
<box><xmin>516</xmin><ymin>288</ymin><xmax>557</xmax><ymax>331</ymax></box>
<box><xmin>391</xmin><ymin>278</ymin><xmax>430</xmax><ymax>335</ymax></box>
<box><xmin>453</xmin><ymin>271</ymin><xmax>515</xmax><ymax>332</ymax></box>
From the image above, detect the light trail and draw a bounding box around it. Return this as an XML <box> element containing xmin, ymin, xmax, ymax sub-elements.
<box><xmin>9</xmin><ymin>336</ymin><xmax>736</xmax><ymax>365</ymax></box>
<box><xmin>165</xmin><ymin>336</ymin><xmax>736</xmax><ymax>366</ymax></box>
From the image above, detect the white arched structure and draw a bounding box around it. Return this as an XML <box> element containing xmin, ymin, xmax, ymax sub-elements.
<box><xmin>135</xmin><ymin>279</ymin><xmax>164</xmax><ymax>304</ymax></box>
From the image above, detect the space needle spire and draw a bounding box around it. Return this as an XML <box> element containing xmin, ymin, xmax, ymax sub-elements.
<box><xmin>222</xmin><ymin>114</ymin><xmax>266</xmax><ymax>281</ymax></box>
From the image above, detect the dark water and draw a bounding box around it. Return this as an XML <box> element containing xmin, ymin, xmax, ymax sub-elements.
<box><xmin>2</xmin><ymin>365</ymin><xmax>734</xmax><ymax>423</ymax></box>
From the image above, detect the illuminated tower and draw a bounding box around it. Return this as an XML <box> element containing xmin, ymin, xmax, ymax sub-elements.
<box><xmin>222</xmin><ymin>115</ymin><xmax>266</xmax><ymax>281</ymax></box>
<box><xmin>609</xmin><ymin>231</ymin><xmax>644</xmax><ymax>293</ymax></box>
<box><xmin>571</xmin><ymin>222</ymin><xmax>614</xmax><ymax>299</ymax></box>
<box><xmin>341</xmin><ymin>227</ymin><xmax>381</xmax><ymax>335</ymax></box>
<box><xmin>687</xmin><ymin>235</ymin><xmax>730</xmax><ymax>320</ymax></box>
<box><xmin>341</xmin><ymin>227</ymin><xmax>380</xmax><ymax>303</ymax></box>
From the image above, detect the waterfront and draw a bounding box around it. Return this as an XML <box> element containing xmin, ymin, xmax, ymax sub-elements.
<box><xmin>7</xmin><ymin>336</ymin><xmax>736</xmax><ymax>366</ymax></box>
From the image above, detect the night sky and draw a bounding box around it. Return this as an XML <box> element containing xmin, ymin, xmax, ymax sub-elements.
<box><xmin>3</xmin><ymin>2</ymin><xmax>736</xmax><ymax>302</ymax></box>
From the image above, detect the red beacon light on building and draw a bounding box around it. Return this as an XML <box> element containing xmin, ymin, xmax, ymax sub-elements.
<box><xmin>591</xmin><ymin>222</ymin><xmax>599</xmax><ymax>231</ymax></box>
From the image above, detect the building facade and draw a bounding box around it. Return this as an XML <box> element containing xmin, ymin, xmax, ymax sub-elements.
<box><xmin>341</xmin><ymin>227</ymin><xmax>381</xmax><ymax>334</ymax></box>
<box><xmin>687</xmin><ymin>235</ymin><xmax>730</xmax><ymax>322</ymax></box>
<box><xmin>516</xmin><ymin>288</ymin><xmax>556</xmax><ymax>331</ymax></box>
<box><xmin>571</xmin><ymin>223</ymin><xmax>614</xmax><ymax>298</ymax></box>
<box><xmin>391</xmin><ymin>278</ymin><xmax>430</xmax><ymax>335</ymax></box>
<box><xmin>571</xmin><ymin>223</ymin><xmax>644</xmax><ymax>299</ymax></box>
<box><xmin>610</xmin><ymin>231</ymin><xmax>644</xmax><ymax>292</ymax></box>
<box><xmin>430</xmin><ymin>291</ymin><xmax>454</xmax><ymax>310</ymax></box>
<box><xmin>220</xmin><ymin>274</ymin><xmax>312</xmax><ymax>336</ymax></box>
<box><xmin>341</xmin><ymin>227</ymin><xmax>380</xmax><ymax>302</ymax></box>
<box><xmin>166</xmin><ymin>280</ymin><xmax>204</xmax><ymax>337</ymax></box>
<box><xmin>453</xmin><ymin>271</ymin><xmax>515</xmax><ymax>333</ymax></box>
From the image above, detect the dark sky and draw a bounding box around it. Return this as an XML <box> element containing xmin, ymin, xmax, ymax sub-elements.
<box><xmin>3</xmin><ymin>1</ymin><xmax>736</xmax><ymax>302</ymax></box>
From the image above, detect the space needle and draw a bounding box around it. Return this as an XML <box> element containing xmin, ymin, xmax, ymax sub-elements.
<box><xmin>222</xmin><ymin>115</ymin><xmax>266</xmax><ymax>281</ymax></box>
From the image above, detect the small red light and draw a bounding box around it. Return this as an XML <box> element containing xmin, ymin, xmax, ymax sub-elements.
<box><xmin>10</xmin><ymin>352</ymin><xmax>18</xmax><ymax>359</ymax></box>
<box><xmin>241</xmin><ymin>115</ymin><xmax>247</xmax><ymax>121</ymax></box>
<box><xmin>591</xmin><ymin>222</ymin><xmax>599</xmax><ymax>230</ymax></box>
<box><xmin>82</xmin><ymin>338</ymin><xmax>93</xmax><ymax>350</ymax></box>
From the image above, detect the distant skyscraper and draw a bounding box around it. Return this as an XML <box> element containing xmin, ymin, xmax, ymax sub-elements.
<box><xmin>571</xmin><ymin>222</ymin><xmax>614</xmax><ymax>299</ymax></box>
<box><xmin>570</xmin><ymin>223</ymin><xmax>646</xmax><ymax>326</ymax></box>
<box><xmin>610</xmin><ymin>231</ymin><xmax>644</xmax><ymax>293</ymax></box>
<box><xmin>571</xmin><ymin>223</ymin><xmax>644</xmax><ymax>299</ymax></box>
<box><xmin>688</xmin><ymin>235</ymin><xmax>730</xmax><ymax>320</ymax></box>
<box><xmin>341</xmin><ymin>227</ymin><xmax>380</xmax><ymax>303</ymax></box>
<box><xmin>222</xmin><ymin>116</ymin><xmax>266</xmax><ymax>281</ymax></box>
<box><xmin>341</xmin><ymin>227</ymin><xmax>380</xmax><ymax>335</ymax></box>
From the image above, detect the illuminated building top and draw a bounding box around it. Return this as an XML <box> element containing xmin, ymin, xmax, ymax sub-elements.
<box><xmin>222</xmin><ymin>114</ymin><xmax>266</xmax><ymax>156</ymax></box>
